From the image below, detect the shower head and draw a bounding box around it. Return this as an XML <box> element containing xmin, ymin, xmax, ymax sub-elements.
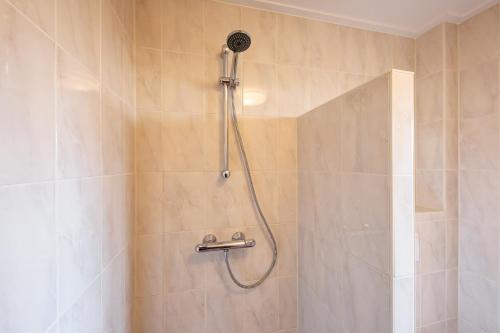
<box><xmin>226</xmin><ymin>30</ymin><xmax>251</xmax><ymax>53</ymax></box>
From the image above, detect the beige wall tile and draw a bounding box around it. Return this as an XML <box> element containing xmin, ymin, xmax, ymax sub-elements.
<box><xmin>137</xmin><ymin>111</ymin><xmax>163</xmax><ymax>172</ymax></box>
<box><xmin>0</xmin><ymin>1</ymin><xmax>55</xmax><ymax>185</ymax></box>
<box><xmin>277</xmin><ymin>118</ymin><xmax>297</xmax><ymax>171</ymax></box>
<box><xmin>341</xmin><ymin>77</ymin><xmax>390</xmax><ymax>174</ymax></box>
<box><xmin>338</xmin><ymin>26</ymin><xmax>366</xmax><ymax>75</ymax></box>
<box><xmin>136</xmin><ymin>0</ymin><xmax>161</xmax><ymax>48</ymax></box>
<box><xmin>136</xmin><ymin>234</ymin><xmax>163</xmax><ymax>297</ymax></box>
<box><xmin>134</xmin><ymin>295</ymin><xmax>163</xmax><ymax>333</ymax></box>
<box><xmin>102</xmin><ymin>90</ymin><xmax>124</xmax><ymax>175</ymax></box>
<box><xmin>277</xmin><ymin>65</ymin><xmax>308</xmax><ymax>117</ymax></box>
<box><xmin>459</xmin><ymin>4</ymin><xmax>499</xmax><ymax>69</ymax></box>
<box><xmin>165</xmin><ymin>290</ymin><xmax>205</xmax><ymax>333</ymax></box>
<box><xmin>416</xmin><ymin>72</ymin><xmax>443</xmax><ymax>124</ymax></box>
<box><xmin>57</xmin><ymin>178</ymin><xmax>102</xmax><ymax>313</ymax></box>
<box><xmin>421</xmin><ymin>272</ymin><xmax>446</xmax><ymax>325</ymax></box>
<box><xmin>162</xmin><ymin>113</ymin><xmax>206</xmax><ymax>171</ymax></box>
<box><xmin>164</xmin><ymin>231</ymin><xmax>205</xmax><ymax>293</ymax></box>
<box><xmin>276</xmin><ymin>14</ymin><xmax>308</xmax><ymax>66</ymax></box>
<box><xmin>416</xmin><ymin>120</ymin><xmax>443</xmax><ymax>170</ymax></box>
<box><xmin>57</xmin><ymin>0</ymin><xmax>100</xmax><ymax>75</ymax></box>
<box><xmin>8</xmin><ymin>0</ymin><xmax>55</xmax><ymax>36</ymax></box>
<box><xmin>57</xmin><ymin>50</ymin><xmax>101</xmax><ymax>179</ymax></box>
<box><xmin>242</xmin><ymin>7</ymin><xmax>276</xmax><ymax>63</ymax></box>
<box><xmin>242</xmin><ymin>62</ymin><xmax>277</xmax><ymax>117</ymax></box>
<box><xmin>0</xmin><ymin>184</ymin><xmax>56</xmax><ymax>332</ymax></box>
<box><xmin>364</xmin><ymin>31</ymin><xmax>393</xmax><ymax>76</ymax></box>
<box><xmin>102</xmin><ymin>1</ymin><xmax>124</xmax><ymax>97</ymax></box>
<box><xmin>102</xmin><ymin>254</ymin><xmax>126</xmax><ymax>333</ymax></box>
<box><xmin>137</xmin><ymin>172</ymin><xmax>163</xmax><ymax>235</ymax></box>
<box><xmin>60</xmin><ymin>279</ymin><xmax>102</xmax><ymax>333</ymax></box>
<box><xmin>279</xmin><ymin>276</ymin><xmax>298</xmax><ymax>330</ymax></box>
<box><xmin>417</xmin><ymin>25</ymin><xmax>443</xmax><ymax>78</ymax></box>
<box><xmin>136</xmin><ymin>48</ymin><xmax>162</xmax><ymax>109</ymax></box>
<box><xmin>240</xmin><ymin>117</ymin><xmax>278</xmax><ymax>171</ymax></box>
<box><xmin>307</xmin><ymin>20</ymin><xmax>339</xmax><ymax>71</ymax></box>
<box><xmin>163</xmin><ymin>52</ymin><xmax>205</xmax><ymax>113</ymax></box>
<box><xmin>163</xmin><ymin>172</ymin><xmax>207</xmax><ymax>232</ymax></box>
<box><xmin>392</xmin><ymin>36</ymin><xmax>415</xmax><ymax>71</ymax></box>
<box><xmin>205</xmin><ymin>0</ymin><xmax>241</xmax><ymax>58</ymax></box>
<box><xmin>163</xmin><ymin>0</ymin><xmax>204</xmax><ymax>54</ymax></box>
<box><xmin>460</xmin><ymin>59</ymin><xmax>499</xmax><ymax>119</ymax></box>
<box><xmin>102</xmin><ymin>176</ymin><xmax>126</xmax><ymax>266</ymax></box>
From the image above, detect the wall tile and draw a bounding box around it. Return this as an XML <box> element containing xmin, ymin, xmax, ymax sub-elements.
<box><xmin>0</xmin><ymin>184</ymin><xmax>56</xmax><ymax>332</ymax></box>
<box><xmin>242</xmin><ymin>7</ymin><xmax>276</xmax><ymax>63</ymax></box>
<box><xmin>163</xmin><ymin>172</ymin><xmax>207</xmax><ymax>232</ymax></box>
<box><xmin>0</xmin><ymin>1</ymin><xmax>55</xmax><ymax>185</ymax></box>
<box><xmin>8</xmin><ymin>0</ymin><xmax>55</xmax><ymax>36</ymax></box>
<box><xmin>162</xmin><ymin>113</ymin><xmax>206</xmax><ymax>171</ymax></box>
<box><xmin>460</xmin><ymin>59</ymin><xmax>499</xmax><ymax>119</ymax></box>
<box><xmin>307</xmin><ymin>20</ymin><xmax>339</xmax><ymax>71</ymax></box>
<box><xmin>57</xmin><ymin>178</ymin><xmax>101</xmax><ymax>313</ymax></box>
<box><xmin>102</xmin><ymin>176</ymin><xmax>125</xmax><ymax>266</ymax></box>
<box><xmin>60</xmin><ymin>278</ymin><xmax>102</xmax><ymax>333</ymax></box>
<box><xmin>103</xmin><ymin>254</ymin><xmax>125</xmax><ymax>333</ymax></box>
<box><xmin>459</xmin><ymin>4</ymin><xmax>499</xmax><ymax>69</ymax></box>
<box><xmin>102</xmin><ymin>1</ymin><xmax>124</xmax><ymax>97</ymax></box>
<box><xmin>338</xmin><ymin>26</ymin><xmax>366</xmax><ymax>75</ymax></box>
<box><xmin>163</xmin><ymin>0</ymin><xmax>204</xmax><ymax>54</ymax></box>
<box><xmin>137</xmin><ymin>111</ymin><xmax>163</xmax><ymax>172</ymax></box>
<box><xmin>134</xmin><ymin>295</ymin><xmax>163</xmax><ymax>333</ymax></box>
<box><xmin>242</xmin><ymin>62</ymin><xmax>277</xmax><ymax>117</ymax></box>
<box><xmin>278</xmin><ymin>276</ymin><xmax>297</xmax><ymax>330</ymax></box>
<box><xmin>57</xmin><ymin>50</ymin><xmax>101</xmax><ymax>179</ymax></box>
<box><xmin>416</xmin><ymin>25</ymin><xmax>443</xmax><ymax>78</ymax></box>
<box><xmin>392</xmin><ymin>36</ymin><xmax>415</xmax><ymax>71</ymax></box>
<box><xmin>163</xmin><ymin>52</ymin><xmax>204</xmax><ymax>113</ymax></box>
<box><xmin>245</xmin><ymin>277</ymin><xmax>279</xmax><ymax>333</ymax></box>
<box><xmin>165</xmin><ymin>290</ymin><xmax>205</xmax><ymax>333</ymax></box>
<box><xmin>57</xmin><ymin>0</ymin><xmax>100</xmax><ymax>75</ymax></box>
<box><xmin>136</xmin><ymin>0</ymin><xmax>161</xmax><ymax>48</ymax></box>
<box><xmin>136</xmin><ymin>234</ymin><xmax>163</xmax><ymax>297</ymax></box>
<box><xmin>277</xmin><ymin>65</ymin><xmax>308</xmax><ymax>117</ymax></box>
<box><xmin>164</xmin><ymin>231</ymin><xmax>205</xmax><ymax>293</ymax></box>
<box><xmin>205</xmin><ymin>0</ymin><xmax>241</xmax><ymax>57</ymax></box>
<box><xmin>137</xmin><ymin>172</ymin><xmax>163</xmax><ymax>234</ymax></box>
<box><xmin>421</xmin><ymin>272</ymin><xmax>446</xmax><ymax>325</ymax></box>
<box><xmin>136</xmin><ymin>48</ymin><xmax>162</xmax><ymax>109</ymax></box>
<box><xmin>341</xmin><ymin>77</ymin><xmax>390</xmax><ymax>174</ymax></box>
<box><xmin>276</xmin><ymin>14</ymin><xmax>308</xmax><ymax>66</ymax></box>
<box><xmin>102</xmin><ymin>90</ymin><xmax>124</xmax><ymax>175</ymax></box>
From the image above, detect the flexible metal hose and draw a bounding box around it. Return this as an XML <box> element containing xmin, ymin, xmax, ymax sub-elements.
<box><xmin>223</xmin><ymin>87</ymin><xmax>278</xmax><ymax>289</ymax></box>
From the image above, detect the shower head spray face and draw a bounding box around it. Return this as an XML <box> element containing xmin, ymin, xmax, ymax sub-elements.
<box><xmin>226</xmin><ymin>30</ymin><xmax>251</xmax><ymax>53</ymax></box>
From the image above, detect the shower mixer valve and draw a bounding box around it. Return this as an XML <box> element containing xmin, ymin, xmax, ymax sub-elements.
<box><xmin>195</xmin><ymin>232</ymin><xmax>256</xmax><ymax>253</ymax></box>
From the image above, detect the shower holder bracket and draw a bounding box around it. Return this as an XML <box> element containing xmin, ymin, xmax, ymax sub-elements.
<box><xmin>195</xmin><ymin>232</ymin><xmax>255</xmax><ymax>253</ymax></box>
<box><xmin>219</xmin><ymin>76</ymin><xmax>240</xmax><ymax>87</ymax></box>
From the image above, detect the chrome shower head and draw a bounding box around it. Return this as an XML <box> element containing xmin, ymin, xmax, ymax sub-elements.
<box><xmin>226</xmin><ymin>30</ymin><xmax>251</xmax><ymax>53</ymax></box>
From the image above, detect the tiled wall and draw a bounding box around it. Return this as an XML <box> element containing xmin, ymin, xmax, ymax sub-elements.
<box><xmin>414</xmin><ymin>23</ymin><xmax>459</xmax><ymax>332</ymax></box>
<box><xmin>458</xmin><ymin>4</ymin><xmax>500</xmax><ymax>332</ymax></box>
<box><xmin>0</xmin><ymin>0</ymin><xmax>135</xmax><ymax>332</ymax></box>
<box><xmin>298</xmin><ymin>71</ymin><xmax>415</xmax><ymax>333</ymax></box>
<box><xmin>133</xmin><ymin>0</ymin><xmax>414</xmax><ymax>332</ymax></box>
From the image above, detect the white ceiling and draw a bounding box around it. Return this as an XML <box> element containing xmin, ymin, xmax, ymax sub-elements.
<box><xmin>225</xmin><ymin>0</ymin><xmax>497</xmax><ymax>37</ymax></box>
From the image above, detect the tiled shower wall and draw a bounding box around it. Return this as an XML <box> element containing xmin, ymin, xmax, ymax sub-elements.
<box><xmin>133</xmin><ymin>0</ymin><xmax>414</xmax><ymax>332</ymax></box>
<box><xmin>0</xmin><ymin>0</ymin><xmax>135</xmax><ymax>332</ymax></box>
<box><xmin>458</xmin><ymin>4</ymin><xmax>500</xmax><ymax>332</ymax></box>
<box><xmin>414</xmin><ymin>23</ymin><xmax>459</xmax><ymax>332</ymax></box>
<box><xmin>298</xmin><ymin>71</ymin><xmax>415</xmax><ymax>333</ymax></box>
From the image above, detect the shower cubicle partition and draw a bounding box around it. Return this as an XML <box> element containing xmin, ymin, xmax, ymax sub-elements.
<box><xmin>298</xmin><ymin>70</ymin><xmax>415</xmax><ymax>333</ymax></box>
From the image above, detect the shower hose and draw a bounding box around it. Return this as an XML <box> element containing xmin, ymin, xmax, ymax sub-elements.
<box><xmin>223</xmin><ymin>87</ymin><xmax>278</xmax><ymax>289</ymax></box>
